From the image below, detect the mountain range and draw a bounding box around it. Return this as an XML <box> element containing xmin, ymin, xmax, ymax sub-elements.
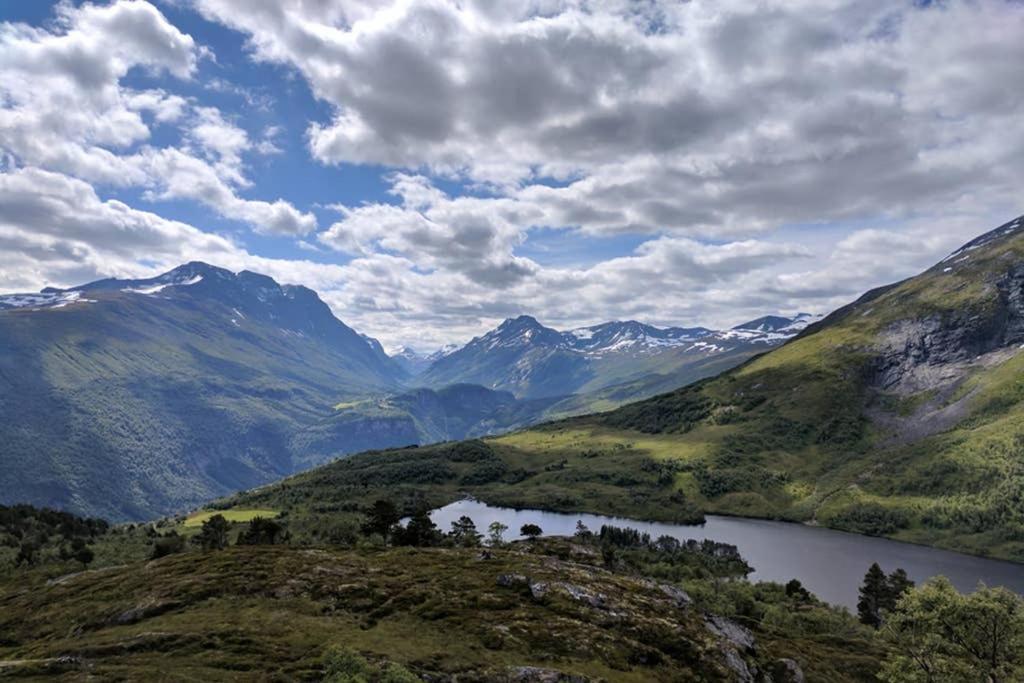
<box><xmin>321</xmin><ymin>313</ymin><xmax>817</xmax><ymax>452</ymax></box>
<box><xmin>416</xmin><ymin>313</ymin><xmax>817</xmax><ymax>399</ymax></box>
<box><xmin>0</xmin><ymin>261</ymin><xmax>808</xmax><ymax>520</ymax></box>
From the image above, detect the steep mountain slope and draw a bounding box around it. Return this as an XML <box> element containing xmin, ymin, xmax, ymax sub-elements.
<box><xmin>0</xmin><ymin>263</ymin><xmax>404</xmax><ymax>521</ymax></box>
<box><xmin>235</xmin><ymin>215</ymin><xmax>1024</xmax><ymax>561</ymax></box>
<box><xmin>419</xmin><ymin>313</ymin><xmax>816</xmax><ymax>399</ymax></box>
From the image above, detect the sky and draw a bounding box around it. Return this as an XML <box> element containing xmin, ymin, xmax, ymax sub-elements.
<box><xmin>0</xmin><ymin>0</ymin><xmax>1022</xmax><ymax>352</ymax></box>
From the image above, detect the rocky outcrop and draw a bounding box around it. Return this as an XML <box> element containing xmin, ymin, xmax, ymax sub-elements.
<box><xmin>704</xmin><ymin>615</ymin><xmax>758</xmax><ymax>683</ymax></box>
<box><xmin>705</xmin><ymin>615</ymin><xmax>756</xmax><ymax>651</ymax></box>
<box><xmin>110</xmin><ymin>599</ymin><xmax>183</xmax><ymax>626</ymax></box>
<box><xmin>872</xmin><ymin>262</ymin><xmax>1024</xmax><ymax>395</ymax></box>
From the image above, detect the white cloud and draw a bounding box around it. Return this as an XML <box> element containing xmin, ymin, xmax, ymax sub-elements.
<box><xmin>0</xmin><ymin>165</ymin><xmax>339</xmax><ymax>297</ymax></box>
<box><xmin>2</xmin><ymin>1</ymin><xmax>1023</xmax><ymax>351</ymax></box>
<box><xmin>195</xmin><ymin>0</ymin><xmax>1023</xmax><ymax>236</ymax></box>
<box><xmin>0</xmin><ymin>0</ymin><xmax>316</xmax><ymax>236</ymax></box>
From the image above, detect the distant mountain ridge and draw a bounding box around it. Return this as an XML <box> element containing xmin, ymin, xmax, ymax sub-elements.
<box><xmin>417</xmin><ymin>312</ymin><xmax>818</xmax><ymax>399</ymax></box>
<box><xmin>0</xmin><ymin>260</ymin><xmax>817</xmax><ymax>521</ymax></box>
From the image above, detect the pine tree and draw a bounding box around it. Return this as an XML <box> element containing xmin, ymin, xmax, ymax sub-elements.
<box><xmin>858</xmin><ymin>562</ymin><xmax>888</xmax><ymax>627</ymax></box>
<box><xmin>885</xmin><ymin>567</ymin><xmax>915</xmax><ymax>608</ymax></box>
<box><xmin>360</xmin><ymin>500</ymin><xmax>400</xmax><ymax>542</ymax></box>
<box><xmin>520</xmin><ymin>523</ymin><xmax>543</xmax><ymax>540</ymax></box>
<box><xmin>192</xmin><ymin>514</ymin><xmax>230</xmax><ymax>551</ymax></box>
<box><xmin>785</xmin><ymin>578</ymin><xmax>812</xmax><ymax>603</ymax></box>
<box><xmin>449</xmin><ymin>516</ymin><xmax>482</xmax><ymax>547</ymax></box>
<box><xmin>399</xmin><ymin>508</ymin><xmax>440</xmax><ymax>547</ymax></box>
<box><xmin>237</xmin><ymin>517</ymin><xmax>286</xmax><ymax>545</ymax></box>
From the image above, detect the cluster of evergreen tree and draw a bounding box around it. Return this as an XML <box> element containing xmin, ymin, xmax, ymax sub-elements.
<box><xmin>586</xmin><ymin>522</ymin><xmax>752</xmax><ymax>579</ymax></box>
<box><xmin>358</xmin><ymin>500</ymin><xmax>529</xmax><ymax>549</ymax></box>
<box><xmin>149</xmin><ymin>514</ymin><xmax>292</xmax><ymax>558</ymax></box>
<box><xmin>0</xmin><ymin>504</ymin><xmax>107</xmax><ymax>570</ymax></box>
<box><xmin>857</xmin><ymin>562</ymin><xmax>915</xmax><ymax>628</ymax></box>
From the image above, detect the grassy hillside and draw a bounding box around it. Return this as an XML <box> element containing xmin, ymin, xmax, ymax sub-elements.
<box><xmin>229</xmin><ymin>215</ymin><xmax>1024</xmax><ymax>562</ymax></box>
<box><xmin>324</xmin><ymin>352</ymin><xmax>769</xmax><ymax>458</ymax></box>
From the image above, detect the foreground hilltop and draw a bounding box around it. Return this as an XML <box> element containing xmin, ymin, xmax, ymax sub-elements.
<box><xmin>235</xmin><ymin>214</ymin><xmax>1024</xmax><ymax>561</ymax></box>
<box><xmin>0</xmin><ymin>520</ymin><xmax>875</xmax><ymax>681</ymax></box>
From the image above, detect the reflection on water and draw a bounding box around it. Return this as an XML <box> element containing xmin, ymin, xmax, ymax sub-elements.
<box><xmin>428</xmin><ymin>499</ymin><xmax>1024</xmax><ymax>609</ymax></box>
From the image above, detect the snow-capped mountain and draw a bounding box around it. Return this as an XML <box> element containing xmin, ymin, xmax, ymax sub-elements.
<box><xmin>389</xmin><ymin>344</ymin><xmax>462</xmax><ymax>376</ymax></box>
<box><xmin>389</xmin><ymin>346</ymin><xmax>433</xmax><ymax>376</ymax></box>
<box><xmin>566</xmin><ymin>320</ymin><xmax>712</xmax><ymax>354</ymax></box>
<box><xmin>427</xmin><ymin>343</ymin><xmax>461</xmax><ymax>361</ymax></box>
<box><xmin>417</xmin><ymin>313</ymin><xmax>818</xmax><ymax>399</ymax></box>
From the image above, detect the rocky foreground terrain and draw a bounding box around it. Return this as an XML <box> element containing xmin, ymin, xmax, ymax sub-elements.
<box><xmin>0</xmin><ymin>535</ymin><xmax>875</xmax><ymax>681</ymax></box>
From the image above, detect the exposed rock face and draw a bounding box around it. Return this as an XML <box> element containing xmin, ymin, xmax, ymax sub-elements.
<box><xmin>704</xmin><ymin>615</ymin><xmax>757</xmax><ymax>683</ymax></box>
<box><xmin>556</xmin><ymin>582</ymin><xmax>607</xmax><ymax>609</ymax></box>
<box><xmin>872</xmin><ymin>263</ymin><xmax>1024</xmax><ymax>395</ymax></box>
<box><xmin>111</xmin><ymin>600</ymin><xmax>182</xmax><ymax>626</ymax></box>
<box><xmin>704</xmin><ymin>615</ymin><xmax>756</xmax><ymax>651</ymax></box>
<box><xmin>528</xmin><ymin>580</ymin><xmax>550</xmax><ymax>601</ymax></box>
<box><xmin>496</xmin><ymin>573</ymin><xmax>528</xmax><ymax>588</ymax></box>
<box><xmin>657</xmin><ymin>582</ymin><xmax>692</xmax><ymax>607</ymax></box>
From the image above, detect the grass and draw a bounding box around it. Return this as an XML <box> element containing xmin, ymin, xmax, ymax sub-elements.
<box><xmin>183</xmin><ymin>509</ymin><xmax>279</xmax><ymax>528</ymax></box>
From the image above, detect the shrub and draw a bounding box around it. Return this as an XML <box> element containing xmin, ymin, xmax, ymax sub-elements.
<box><xmin>151</xmin><ymin>532</ymin><xmax>186</xmax><ymax>559</ymax></box>
<box><xmin>829</xmin><ymin>503</ymin><xmax>911</xmax><ymax>536</ymax></box>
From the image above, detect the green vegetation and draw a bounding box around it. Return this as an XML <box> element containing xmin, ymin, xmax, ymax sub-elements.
<box><xmin>322</xmin><ymin>646</ymin><xmax>418</xmax><ymax>683</ymax></box>
<box><xmin>0</xmin><ymin>503</ymin><xmax>884</xmax><ymax>681</ymax></box>
<box><xmin>5</xmin><ymin>500</ymin><xmax>1021</xmax><ymax>681</ymax></box>
<box><xmin>183</xmin><ymin>508</ymin><xmax>279</xmax><ymax>527</ymax></box>
<box><xmin>228</xmin><ymin>437</ymin><xmax>705</xmax><ymax>530</ymax></box>
<box><xmin>857</xmin><ymin>563</ymin><xmax>915</xmax><ymax>628</ymax></box>
<box><xmin>0</xmin><ymin>505</ymin><xmax>108</xmax><ymax>576</ymax></box>
<box><xmin>880</xmin><ymin>577</ymin><xmax>1024</xmax><ymax>682</ymax></box>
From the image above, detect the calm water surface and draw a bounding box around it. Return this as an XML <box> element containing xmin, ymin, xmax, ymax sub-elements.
<box><xmin>429</xmin><ymin>499</ymin><xmax>1024</xmax><ymax>609</ymax></box>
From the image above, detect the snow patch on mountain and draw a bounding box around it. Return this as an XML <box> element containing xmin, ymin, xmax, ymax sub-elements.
<box><xmin>124</xmin><ymin>274</ymin><xmax>204</xmax><ymax>296</ymax></box>
<box><xmin>0</xmin><ymin>290</ymin><xmax>91</xmax><ymax>310</ymax></box>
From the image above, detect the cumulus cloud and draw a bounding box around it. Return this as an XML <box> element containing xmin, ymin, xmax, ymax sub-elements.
<box><xmin>2</xmin><ymin>0</ymin><xmax>1023</xmax><ymax>351</ymax></box>
<box><xmin>0</xmin><ymin>0</ymin><xmax>316</xmax><ymax>236</ymax></box>
<box><xmin>0</xmin><ymin>165</ymin><xmax>340</xmax><ymax>296</ymax></box>
<box><xmin>195</xmin><ymin>0</ymin><xmax>1023</xmax><ymax>235</ymax></box>
<box><xmin>320</xmin><ymin>174</ymin><xmax>540</xmax><ymax>286</ymax></box>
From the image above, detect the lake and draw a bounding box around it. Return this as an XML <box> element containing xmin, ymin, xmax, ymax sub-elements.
<box><xmin>428</xmin><ymin>499</ymin><xmax>1024</xmax><ymax>609</ymax></box>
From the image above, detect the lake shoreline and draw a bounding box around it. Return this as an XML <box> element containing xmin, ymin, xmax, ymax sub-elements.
<box><xmin>430</xmin><ymin>498</ymin><xmax>1024</xmax><ymax>609</ymax></box>
<box><xmin>459</xmin><ymin>491</ymin><xmax>1024</xmax><ymax>568</ymax></box>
